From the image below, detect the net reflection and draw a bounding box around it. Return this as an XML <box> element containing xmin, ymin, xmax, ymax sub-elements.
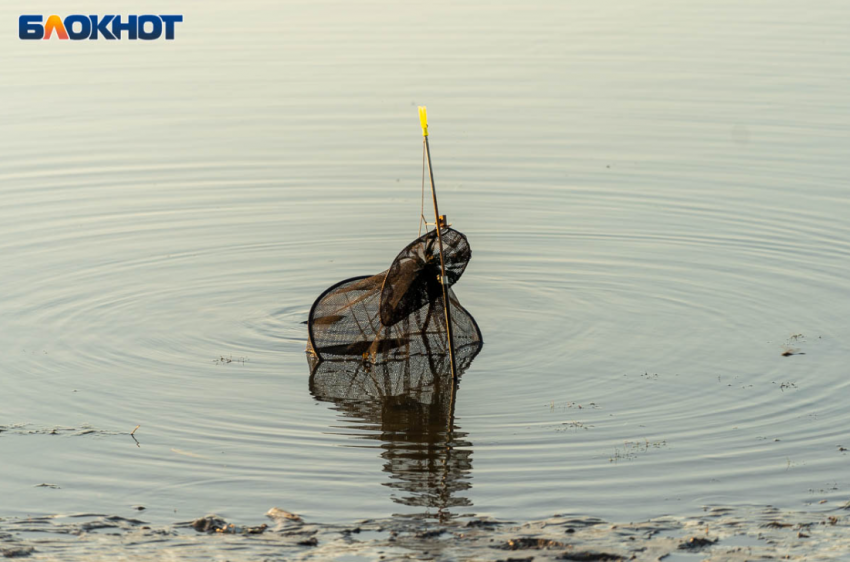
<box><xmin>308</xmin><ymin>342</ymin><xmax>482</xmax><ymax>521</ymax></box>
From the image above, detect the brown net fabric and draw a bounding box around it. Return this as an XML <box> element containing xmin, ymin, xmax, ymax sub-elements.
<box><xmin>307</xmin><ymin>339</ymin><xmax>482</xmax><ymax>398</ymax></box>
<box><xmin>307</xmin><ymin>228</ymin><xmax>481</xmax><ymax>363</ymax></box>
<box><xmin>307</xmin><ymin>226</ymin><xmax>482</xmax><ymax>520</ymax></box>
<box><xmin>380</xmin><ymin>228</ymin><xmax>470</xmax><ymax>326</ymax></box>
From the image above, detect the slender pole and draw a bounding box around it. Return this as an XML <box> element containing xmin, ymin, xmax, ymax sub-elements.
<box><xmin>419</xmin><ymin>107</ymin><xmax>458</xmax><ymax>382</ymax></box>
<box><xmin>438</xmin><ymin>375</ymin><xmax>458</xmax><ymax>523</ymax></box>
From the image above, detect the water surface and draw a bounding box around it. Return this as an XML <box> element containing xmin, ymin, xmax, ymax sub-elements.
<box><xmin>1</xmin><ymin>0</ymin><xmax>849</xmax><ymax>529</ymax></box>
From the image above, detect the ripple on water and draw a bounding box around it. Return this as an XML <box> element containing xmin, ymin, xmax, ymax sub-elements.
<box><xmin>2</xmin><ymin>0</ymin><xmax>850</xmax><ymax>527</ymax></box>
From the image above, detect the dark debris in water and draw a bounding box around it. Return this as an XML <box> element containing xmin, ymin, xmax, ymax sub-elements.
<box><xmin>213</xmin><ymin>355</ymin><xmax>247</xmax><ymax>365</ymax></box>
<box><xmin>1</xmin><ymin>506</ymin><xmax>850</xmax><ymax>560</ymax></box>
<box><xmin>190</xmin><ymin>516</ymin><xmax>267</xmax><ymax>535</ymax></box>
<box><xmin>780</xmin><ymin>333</ymin><xmax>815</xmax><ymax>357</ymax></box>
<box><xmin>1</xmin><ymin>545</ymin><xmax>35</xmax><ymax>558</ymax></box>
<box><xmin>678</xmin><ymin>536</ymin><xmax>717</xmax><ymax>550</ymax></box>
<box><xmin>190</xmin><ymin>515</ymin><xmax>228</xmax><ymax>533</ymax></box>
<box><xmin>500</xmin><ymin>537</ymin><xmax>566</xmax><ymax>550</ymax></box>
<box><xmin>557</xmin><ymin>552</ymin><xmax>623</xmax><ymax>561</ymax></box>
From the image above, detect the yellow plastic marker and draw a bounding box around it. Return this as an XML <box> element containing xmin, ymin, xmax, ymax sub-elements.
<box><xmin>418</xmin><ymin>106</ymin><xmax>429</xmax><ymax>137</ymax></box>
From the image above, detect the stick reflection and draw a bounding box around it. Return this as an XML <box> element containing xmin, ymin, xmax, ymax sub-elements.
<box><xmin>308</xmin><ymin>343</ymin><xmax>482</xmax><ymax>521</ymax></box>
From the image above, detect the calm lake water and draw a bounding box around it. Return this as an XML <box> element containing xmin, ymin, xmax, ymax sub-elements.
<box><xmin>2</xmin><ymin>0</ymin><xmax>849</xmax><ymax>531</ymax></box>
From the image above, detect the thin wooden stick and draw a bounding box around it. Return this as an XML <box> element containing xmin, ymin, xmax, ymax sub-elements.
<box><xmin>419</xmin><ymin>106</ymin><xmax>458</xmax><ymax>382</ymax></box>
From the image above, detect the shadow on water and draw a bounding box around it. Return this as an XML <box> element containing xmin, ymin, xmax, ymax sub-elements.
<box><xmin>308</xmin><ymin>342</ymin><xmax>482</xmax><ymax>522</ymax></box>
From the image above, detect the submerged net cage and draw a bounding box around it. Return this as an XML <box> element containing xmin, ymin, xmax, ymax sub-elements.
<box><xmin>308</xmin><ymin>336</ymin><xmax>481</xmax><ymax>519</ymax></box>
<box><xmin>306</xmin><ymin>227</ymin><xmax>482</xmax><ymax>365</ymax></box>
<box><xmin>304</xmin><ymin>107</ymin><xmax>482</xmax><ymax>520</ymax></box>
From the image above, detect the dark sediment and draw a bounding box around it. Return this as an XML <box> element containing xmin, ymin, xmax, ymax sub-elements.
<box><xmin>0</xmin><ymin>505</ymin><xmax>848</xmax><ymax>561</ymax></box>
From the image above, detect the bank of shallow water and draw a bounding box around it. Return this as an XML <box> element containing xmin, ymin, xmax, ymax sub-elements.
<box><xmin>3</xmin><ymin>0</ymin><xmax>850</xmax><ymax>543</ymax></box>
<box><xmin>2</xmin><ymin>503</ymin><xmax>849</xmax><ymax>561</ymax></box>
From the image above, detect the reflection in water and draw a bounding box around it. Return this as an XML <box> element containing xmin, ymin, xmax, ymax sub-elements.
<box><xmin>309</xmin><ymin>342</ymin><xmax>482</xmax><ymax>521</ymax></box>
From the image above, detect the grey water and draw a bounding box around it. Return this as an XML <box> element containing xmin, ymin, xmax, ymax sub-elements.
<box><xmin>1</xmin><ymin>0</ymin><xmax>849</xmax><ymax>532</ymax></box>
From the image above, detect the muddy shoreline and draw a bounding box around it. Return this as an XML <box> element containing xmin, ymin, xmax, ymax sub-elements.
<box><xmin>2</xmin><ymin>503</ymin><xmax>848</xmax><ymax>561</ymax></box>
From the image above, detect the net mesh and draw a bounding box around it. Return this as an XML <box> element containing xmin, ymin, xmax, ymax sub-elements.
<box><xmin>308</xmin><ymin>341</ymin><xmax>481</xmax><ymax>516</ymax></box>
<box><xmin>306</xmin><ymin>226</ymin><xmax>482</xmax><ymax>520</ymax></box>
<box><xmin>307</xmin><ymin>228</ymin><xmax>481</xmax><ymax>363</ymax></box>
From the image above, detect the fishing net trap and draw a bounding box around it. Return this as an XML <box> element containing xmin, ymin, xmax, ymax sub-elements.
<box><xmin>306</xmin><ymin>107</ymin><xmax>482</xmax><ymax>381</ymax></box>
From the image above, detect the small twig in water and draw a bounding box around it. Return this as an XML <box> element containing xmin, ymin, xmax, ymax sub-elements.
<box><xmin>130</xmin><ymin>425</ymin><xmax>141</xmax><ymax>447</ymax></box>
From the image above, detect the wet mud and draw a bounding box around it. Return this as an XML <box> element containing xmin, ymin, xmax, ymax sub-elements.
<box><xmin>1</xmin><ymin>504</ymin><xmax>848</xmax><ymax>561</ymax></box>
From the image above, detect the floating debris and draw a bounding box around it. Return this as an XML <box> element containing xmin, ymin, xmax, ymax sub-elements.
<box><xmin>780</xmin><ymin>333</ymin><xmax>810</xmax><ymax>356</ymax></box>
<box><xmin>678</xmin><ymin>536</ymin><xmax>717</xmax><ymax>550</ymax></box>
<box><xmin>0</xmin><ymin>545</ymin><xmax>35</xmax><ymax>558</ymax></box>
<box><xmin>500</xmin><ymin>537</ymin><xmax>566</xmax><ymax>550</ymax></box>
<box><xmin>558</xmin><ymin>552</ymin><xmax>623</xmax><ymax>561</ymax></box>
<box><xmin>190</xmin><ymin>515</ymin><xmax>267</xmax><ymax>535</ymax></box>
<box><xmin>609</xmin><ymin>439</ymin><xmax>668</xmax><ymax>463</ymax></box>
<box><xmin>266</xmin><ymin>507</ymin><xmax>303</xmax><ymax>524</ymax></box>
<box><xmin>213</xmin><ymin>355</ymin><xmax>247</xmax><ymax>365</ymax></box>
<box><xmin>557</xmin><ymin>421</ymin><xmax>593</xmax><ymax>432</ymax></box>
<box><xmin>191</xmin><ymin>516</ymin><xmax>228</xmax><ymax>533</ymax></box>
